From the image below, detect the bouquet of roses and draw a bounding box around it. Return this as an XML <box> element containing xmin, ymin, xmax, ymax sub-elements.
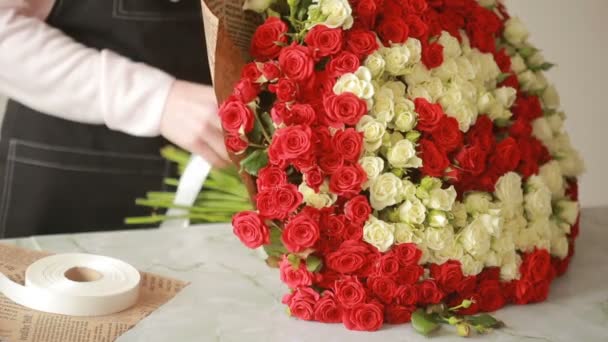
<box><xmin>206</xmin><ymin>0</ymin><xmax>584</xmax><ymax>335</ymax></box>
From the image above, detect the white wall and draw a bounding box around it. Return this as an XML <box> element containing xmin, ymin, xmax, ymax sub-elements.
<box><xmin>508</xmin><ymin>0</ymin><xmax>608</xmax><ymax>208</ymax></box>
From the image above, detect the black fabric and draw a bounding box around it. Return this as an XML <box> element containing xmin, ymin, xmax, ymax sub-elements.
<box><xmin>0</xmin><ymin>0</ymin><xmax>212</xmax><ymax>237</ymax></box>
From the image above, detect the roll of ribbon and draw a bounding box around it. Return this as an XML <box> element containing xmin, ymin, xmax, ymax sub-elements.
<box><xmin>0</xmin><ymin>253</ymin><xmax>141</xmax><ymax>316</ymax></box>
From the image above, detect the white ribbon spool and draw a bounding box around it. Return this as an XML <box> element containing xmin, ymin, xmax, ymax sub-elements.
<box><xmin>0</xmin><ymin>253</ymin><xmax>141</xmax><ymax>316</ymax></box>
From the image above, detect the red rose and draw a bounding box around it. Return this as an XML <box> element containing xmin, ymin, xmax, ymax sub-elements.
<box><xmin>396</xmin><ymin>264</ymin><xmax>424</xmax><ymax>285</ymax></box>
<box><xmin>270</xmin><ymin>78</ymin><xmax>299</xmax><ymax>102</ymax></box>
<box><xmin>268</xmin><ymin>125</ymin><xmax>313</xmax><ymax>163</ymax></box>
<box><xmin>514</xmin><ymin>279</ymin><xmax>550</xmax><ymax>304</ymax></box>
<box><xmin>282</xmin><ymin>212</ymin><xmax>321</xmax><ymax>253</ymax></box>
<box><xmin>344</xmin><ymin>195</ymin><xmax>371</xmax><ymax>225</ymax></box>
<box><xmin>241</xmin><ymin>62</ymin><xmax>263</xmax><ymax>82</ymax></box>
<box><xmin>457</xmin><ymin>275</ymin><xmax>478</xmax><ymax>294</ymax></box>
<box><xmin>318</xmin><ymin>149</ymin><xmax>345</xmax><ymax>174</ymax></box>
<box><xmin>376</xmin><ymin>254</ymin><xmax>401</xmax><ymax>278</ymax></box>
<box><xmin>368</xmin><ymin>275</ymin><xmax>397</xmax><ymax>304</ymax></box>
<box><xmin>414</xmin><ymin>98</ymin><xmax>444</xmax><ymax>132</ymax></box>
<box><xmin>218</xmin><ymin>97</ymin><xmax>254</xmax><ymax>134</ymax></box>
<box><xmin>422</xmin><ymin>42</ymin><xmax>445</xmax><ymax>69</ymax></box>
<box><xmin>566</xmin><ymin>180</ymin><xmax>579</xmax><ymax>201</ymax></box>
<box><xmin>332</xmin><ymin>128</ymin><xmax>363</xmax><ymax>162</ymax></box>
<box><xmin>513</xmin><ymin>95</ymin><xmax>543</xmax><ymax>122</ymax></box>
<box><xmin>305</xmin><ymin>25</ymin><xmax>343</xmax><ymax>58</ymax></box>
<box><xmin>431</xmin><ymin>116</ymin><xmax>463</xmax><ymax>152</ymax></box>
<box><xmin>322</xmin><ymin>214</ymin><xmax>347</xmax><ymax>238</ymax></box>
<box><xmin>520</xmin><ymin>249</ymin><xmax>554</xmax><ymax>283</ymax></box>
<box><xmin>455</xmin><ymin>144</ymin><xmax>488</xmax><ymax>176</ymax></box>
<box><xmin>232</xmin><ymin>211</ymin><xmax>270</xmax><ymax>249</ymax></box>
<box><xmin>233</xmin><ymin>78</ymin><xmax>260</xmax><ymax>103</ymax></box>
<box><xmin>405</xmin><ymin>14</ymin><xmax>428</xmax><ymax>38</ymax></box>
<box><xmin>256</xmin><ymin>184</ymin><xmax>302</xmax><ymax>219</ymax></box>
<box><xmin>326</xmin><ymin>240</ymin><xmax>379</xmax><ymax>276</ymax></box>
<box><xmin>286</xmin><ymin>103</ymin><xmax>317</xmax><ymax>126</ymax></box>
<box><xmin>509</xmin><ymin>116</ymin><xmax>532</xmax><ymax>138</ymax></box>
<box><xmin>478</xmin><ymin>267</ymin><xmax>501</xmax><ymax>282</ymax></box>
<box><xmin>343</xmin><ymin>222</ymin><xmax>364</xmax><ymax>241</ymax></box>
<box><xmin>262</xmin><ymin>61</ymin><xmax>281</xmax><ymax>81</ymax></box>
<box><xmin>250</xmin><ymin>17</ymin><xmax>288</xmax><ymax>60</ymax></box>
<box><xmin>420</xmin><ymin>139</ymin><xmax>450</xmax><ymax>177</ymax></box>
<box><xmin>478</xmin><ymin>280</ymin><xmax>506</xmax><ymax>312</ymax></box>
<box><xmin>396</xmin><ymin>284</ymin><xmax>418</xmax><ymax>306</ymax></box>
<box><xmin>304</xmin><ymin>166</ymin><xmax>325</xmax><ymax>192</ymax></box>
<box><xmin>450</xmin><ymin>293</ymin><xmax>481</xmax><ymax>315</ymax></box>
<box><xmin>490</xmin><ymin>137</ymin><xmax>521</xmax><ymax>174</ymax></box>
<box><xmin>334</xmin><ymin>276</ymin><xmax>367</xmax><ymax>308</ymax></box>
<box><xmin>224</xmin><ymin>135</ymin><xmax>248</xmax><ymax>154</ymax></box>
<box><xmin>494</xmin><ymin>48</ymin><xmax>512</xmax><ymax>73</ymax></box>
<box><xmin>500</xmin><ymin>73</ymin><xmax>520</xmax><ymax>89</ymax></box>
<box><xmin>329</xmin><ymin>163</ymin><xmax>367</xmax><ymax>198</ymax></box>
<box><xmin>417</xmin><ymin>280</ymin><xmax>445</xmax><ymax>305</ymax></box>
<box><xmin>282</xmin><ymin>287</ymin><xmax>319</xmax><ymax>320</ymax></box>
<box><xmin>279</xmin><ymin>257</ymin><xmax>314</xmax><ymax>289</ymax></box>
<box><xmin>355</xmin><ymin>0</ymin><xmax>377</xmax><ymax>28</ymax></box>
<box><xmin>377</xmin><ymin>16</ymin><xmax>410</xmax><ymax>44</ymax></box>
<box><xmin>407</xmin><ymin>0</ymin><xmax>428</xmax><ymax>13</ymax></box>
<box><xmin>323</xmin><ymin>93</ymin><xmax>368</xmax><ymax>127</ymax></box>
<box><xmin>314</xmin><ymin>292</ymin><xmax>343</xmax><ymax>323</ymax></box>
<box><xmin>430</xmin><ymin>260</ymin><xmax>464</xmax><ymax>293</ymax></box>
<box><xmin>385</xmin><ymin>304</ymin><xmax>415</xmax><ymax>324</ymax></box>
<box><xmin>345</xmin><ymin>30</ymin><xmax>379</xmax><ymax>58</ymax></box>
<box><xmin>392</xmin><ymin>243</ymin><xmax>422</xmax><ymax>266</ymax></box>
<box><xmin>466</xmin><ymin>115</ymin><xmax>495</xmax><ymax>152</ymax></box>
<box><xmin>326</xmin><ymin>51</ymin><xmax>361</xmax><ymax>77</ymax></box>
<box><xmin>342</xmin><ymin>301</ymin><xmax>384</xmax><ymax>331</ymax></box>
<box><xmin>279</xmin><ymin>44</ymin><xmax>315</xmax><ymax>82</ymax></box>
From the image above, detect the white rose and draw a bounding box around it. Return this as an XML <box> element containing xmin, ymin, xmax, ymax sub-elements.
<box><xmin>532</xmin><ymin>117</ymin><xmax>554</xmax><ymax>144</ymax></box>
<box><xmin>446</xmin><ymin>102</ymin><xmax>477</xmax><ymax>132</ymax></box>
<box><xmin>424</xmin><ymin>77</ymin><xmax>445</xmax><ymax>100</ymax></box>
<box><xmin>450</xmin><ymin>201</ymin><xmax>468</xmax><ymax>228</ymax></box>
<box><xmin>393</xmin><ymin>111</ymin><xmax>417</xmax><ymax>132</ymax></box>
<box><xmin>387</xmin><ymin>139</ymin><xmax>422</xmax><ymax>169</ymax></box>
<box><xmin>464</xmin><ymin>192</ymin><xmax>493</xmax><ymax>214</ymax></box>
<box><xmin>424</xmin><ymin>226</ymin><xmax>454</xmax><ymax>251</ymax></box>
<box><xmin>504</xmin><ymin>17</ymin><xmax>529</xmax><ymax>45</ymax></box>
<box><xmin>394</xmin><ymin>223</ymin><xmax>421</xmax><ymax>244</ymax></box>
<box><xmin>401</xmin><ymin>179</ymin><xmax>417</xmax><ymax>200</ymax></box>
<box><xmin>542</xmin><ymin>84</ymin><xmax>560</xmax><ymax>110</ymax></box>
<box><xmin>406</xmin><ymin>38</ymin><xmax>422</xmax><ymax>63</ymax></box>
<box><xmin>455</xmin><ymin>56</ymin><xmax>476</xmax><ymax>80</ymax></box>
<box><xmin>308</xmin><ymin>0</ymin><xmax>353</xmax><ymax>29</ymax></box>
<box><xmin>476</xmin><ymin>91</ymin><xmax>494</xmax><ymax>113</ymax></box>
<box><xmin>333</xmin><ymin>67</ymin><xmax>374</xmax><ymax>100</ymax></box>
<box><xmin>518</xmin><ymin>70</ymin><xmax>538</xmax><ymax>92</ymax></box>
<box><xmin>364</xmin><ymin>51</ymin><xmax>386</xmax><ymax>78</ymax></box>
<box><xmin>558</xmin><ymin>147</ymin><xmax>585</xmax><ymax>177</ymax></box>
<box><xmin>527</xmin><ymin>51</ymin><xmax>546</xmax><ymax>68</ymax></box>
<box><xmin>551</xmin><ymin>235</ymin><xmax>569</xmax><ymax>259</ymax></box>
<box><xmin>484</xmin><ymin>250</ymin><xmax>502</xmax><ymax>268</ymax></box>
<box><xmin>425</xmin><ymin>186</ymin><xmax>457</xmax><ymax>211</ymax></box>
<box><xmin>547</xmin><ymin>113</ymin><xmax>564</xmax><ymax>134</ymax></box>
<box><xmin>510</xmin><ymin>54</ymin><xmax>527</xmax><ymax>74</ymax></box>
<box><xmin>479</xmin><ymin>211</ymin><xmax>503</xmax><ymax>237</ymax></box>
<box><xmin>370</xmin><ymin>173</ymin><xmax>403</xmax><ymax>210</ymax></box>
<box><xmin>298</xmin><ymin>182</ymin><xmax>337</xmax><ymax>208</ymax></box>
<box><xmin>428</xmin><ymin>210</ymin><xmax>449</xmax><ymax>228</ymax></box>
<box><xmin>524</xmin><ymin>177</ymin><xmax>553</xmax><ymax>219</ymax></box>
<box><xmin>499</xmin><ymin>252</ymin><xmax>522</xmax><ymax>281</ymax></box>
<box><xmin>433</xmin><ymin>58</ymin><xmax>459</xmax><ymax>81</ymax></box>
<box><xmin>460</xmin><ymin>216</ymin><xmax>492</xmax><ymax>257</ymax></box>
<box><xmin>477</xmin><ymin>53</ymin><xmax>500</xmax><ymax>81</ymax></box>
<box><xmin>382</xmin><ymin>44</ymin><xmax>411</xmax><ymax>76</ymax></box>
<box><xmin>438</xmin><ymin>31</ymin><xmax>462</xmax><ymax>58</ymax></box>
<box><xmin>242</xmin><ymin>0</ymin><xmax>274</xmax><ymax>12</ymax></box>
<box><xmin>460</xmin><ymin>254</ymin><xmax>484</xmax><ymax>276</ymax></box>
<box><xmin>382</xmin><ymin>81</ymin><xmax>406</xmax><ymax>97</ymax></box>
<box><xmin>556</xmin><ymin>200</ymin><xmax>579</xmax><ymax>225</ymax></box>
<box><xmin>363</xmin><ymin>216</ymin><xmax>395</xmax><ymax>252</ymax></box>
<box><xmin>439</xmin><ymin>87</ymin><xmax>464</xmax><ymax>112</ymax></box>
<box><xmin>503</xmin><ymin>213</ymin><xmax>527</xmax><ymax>234</ymax></box>
<box><xmin>539</xmin><ymin>161</ymin><xmax>565</xmax><ymax>197</ymax></box>
<box><xmin>492</xmin><ymin>231</ymin><xmax>515</xmax><ymax>254</ymax></box>
<box><xmin>407</xmin><ymin>84</ymin><xmax>432</xmax><ymax>101</ymax></box>
<box><xmin>372</xmin><ymin>88</ymin><xmax>395</xmax><ymax>123</ymax></box>
<box><xmin>495</xmin><ymin>172</ymin><xmax>524</xmax><ymax>206</ymax></box>
<box><xmin>404</xmin><ymin>63</ymin><xmax>431</xmax><ymax>85</ymax></box>
<box><xmin>356</xmin><ymin>116</ymin><xmax>386</xmax><ymax>152</ymax></box>
<box><xmin>398</xmin><ymin>198</ymin><xmax>426</xmax><ymax>225</ymax></box>
<box><xmin>433</xmin><ymin>241</ymin><xmax>464</xmax><ymax>265</ymax></box>
<box><xmin>494</xmin><ymin>86</ymin><xmax>517</xmax><ymax>108</ymax></box>
<box><xmin>359</xmin><ymin>156</ymin><xmax>384</xmax><ymax>189</ymax></box>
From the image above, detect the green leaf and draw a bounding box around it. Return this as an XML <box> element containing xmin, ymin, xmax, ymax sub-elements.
<box><xmin>240</xmin><ymin>149</ymin><xmax>269</xmax><ymax>176</ymax></box>
<box><xmin>530</xmin><ymin>62</ymin><xmax>555</xmax><ymax>72</ymax></box>
<box><xmin>466</xmin><ymin>314</ymin><xmax>505</xmax><ymax>329</ymax></box>
<box><xmin>266</xmin><ymin>8</ymin><xmax>281</xmax><ymax>18</ymax></box>
<box><xmin>287</xmin><ymin>254</ymin><xmax>301</xmax><ymax>269</ymax></box>
<box><xmin>305</xmin><ymin>255</ymin><xmax>323</xmax><ymax>272</ymax></box>
<box><xmin>259</xmin><ymin>111</ymin><xmax>276</xmax><ymax>136</ymax></box>
<box><xmin>518</xmin><ymin>46</ymin><xmax>538</xmax><ymax>58</ymax></box>
<box><xmin>411</xmin><ymin>309</ymin><xmax>440</xmax><ymax>336</ymax></box>
<box><xmin>497</xmin><ymin>72</ymin><xmax>512</xmax><ymax>83</ymax></box>
<box><xmin>249</xmin><ymin>117</ymin><xmax>265</xmax><ymax>145</ymax></box>
<box><xmin>263</xmin><ymin>227</ymin><xmax>287</xmax><ymax>258</ymax></box>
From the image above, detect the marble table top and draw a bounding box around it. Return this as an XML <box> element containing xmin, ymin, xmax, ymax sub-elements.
<box><xmin>3</xmin><ymin>207</ymin><xmax>608</xmax><ymax>342</ymax></box>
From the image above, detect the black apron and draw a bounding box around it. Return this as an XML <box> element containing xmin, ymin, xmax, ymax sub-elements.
<box><xmin>0</xmin><ymin>0</ymin><xmax>212</xmax><ymax>238</ymax></box>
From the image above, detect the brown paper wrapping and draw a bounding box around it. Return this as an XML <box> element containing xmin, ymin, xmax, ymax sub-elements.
<box><xmin>201</xmin><ymin>0</ymin><xmax>263</xmax><ymax>205</ymax></box>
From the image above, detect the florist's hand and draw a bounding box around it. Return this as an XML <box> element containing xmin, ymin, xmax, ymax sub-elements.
<box><xmin>160</xmin><ymin>80</ymin><xmax>231</xmax><ymax>168</ymax></box>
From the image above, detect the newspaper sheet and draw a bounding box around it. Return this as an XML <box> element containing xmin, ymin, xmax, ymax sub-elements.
<box><xmin>0</xmin><ymin>244</ymin><xmax>187</xmax><ymax>342</ymax></box>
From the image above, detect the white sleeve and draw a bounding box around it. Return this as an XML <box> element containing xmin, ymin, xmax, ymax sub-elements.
<box><xmin>0</xmin><ymin>1</ymin><xmax>176</xmax><ymax>137</ymax></box>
